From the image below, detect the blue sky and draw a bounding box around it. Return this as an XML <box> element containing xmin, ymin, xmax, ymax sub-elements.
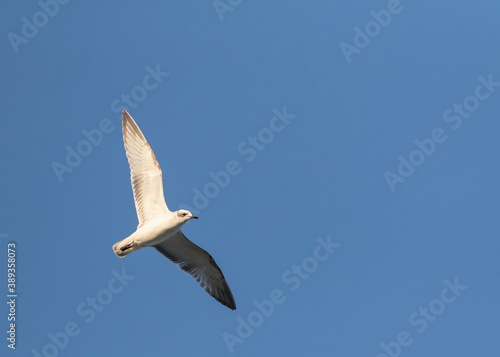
<box><xmin>1</xmin><ymin>1</ymin><xmax>500</xmax><ymax>356</ymax></box>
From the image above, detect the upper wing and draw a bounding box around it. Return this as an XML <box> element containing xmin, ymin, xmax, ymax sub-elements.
<box><xmin>154</xmin><ymin>231</ymin><xmax>236</xmax><ymax>310</ymax></box>
<box><xmin>122</xmin><ymin>110</ymin><xmax>170</xmax><ymax>227</ymax></box>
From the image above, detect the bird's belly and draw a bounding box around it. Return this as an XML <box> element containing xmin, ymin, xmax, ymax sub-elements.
<box><xmin>137</xmin><ymin>221</ymin><xmax>180</xmax><ymax>247</ymax></box>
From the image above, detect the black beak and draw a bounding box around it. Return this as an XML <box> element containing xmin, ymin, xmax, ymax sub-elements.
<box><xmin>191</xmin><ymin>215</ymin><xmax>199</xmax><ymax>219</ymax></box>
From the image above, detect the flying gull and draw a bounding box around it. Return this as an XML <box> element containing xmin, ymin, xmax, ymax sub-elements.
<box><xmin>112</xmin><ymin>110</ymin><xmax>236</xmax><ymax>310</ymax></box>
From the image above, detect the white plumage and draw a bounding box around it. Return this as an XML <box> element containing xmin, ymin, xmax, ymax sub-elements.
<box><xmin>112</xmin><ymin>110</ymin><xmax>236</xmax><ymax>310</ymax></box>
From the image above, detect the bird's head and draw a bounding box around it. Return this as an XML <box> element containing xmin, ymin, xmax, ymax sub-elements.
<box><xmin>176</xmin><ymin>210</ymin><xmax>199</xmax><ymax>224</ymax></box>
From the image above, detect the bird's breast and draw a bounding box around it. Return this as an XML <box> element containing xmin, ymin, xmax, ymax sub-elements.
<box><xmin>136</xmin><ymin>218</ymin><xmax>181</xmax><ymax>247</ymax></box>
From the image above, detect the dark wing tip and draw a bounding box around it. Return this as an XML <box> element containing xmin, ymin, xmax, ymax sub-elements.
<box><xmin>154</xmin><ymin>245</ymin><xmax>237</xmax><ymax>310</ymax></box>
<box><xmin>206</xmin><ymin>253</ymin><xmax>237</xmax><ymax>310</ymax></box>
<box><xmin>213</xmin><ymin>281</ymin><xmax>237</xmax><ymax>310</ymax></box>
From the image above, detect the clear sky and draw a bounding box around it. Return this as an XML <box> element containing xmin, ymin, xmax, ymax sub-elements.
<box><xmin>1</xmin><ymin>1</ymin><xmax>500</xmax><ymax>356</ymax></box>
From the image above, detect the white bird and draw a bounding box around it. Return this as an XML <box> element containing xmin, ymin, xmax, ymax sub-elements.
<box><xmin>113</xmin><ymin>110</ymin><xmax>236</xmax><ymax>310</ymax></box>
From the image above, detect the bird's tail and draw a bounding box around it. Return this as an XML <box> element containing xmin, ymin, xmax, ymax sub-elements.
<box><xmin>112</xmin><ymin>235</ymin><xmax>139</xmax><ymax>257</ymax></box>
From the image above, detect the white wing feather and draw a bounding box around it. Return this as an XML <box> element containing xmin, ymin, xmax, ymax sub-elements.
<box><xmin>122</xmin><ymin>110</ymin><xmax>170</xmax><ymax>227</ymax></box>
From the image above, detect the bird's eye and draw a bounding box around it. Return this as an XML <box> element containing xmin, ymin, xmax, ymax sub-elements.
<box><xmin>182</xmin><ymin>213</ymin><xmax>187</xmax><ymax>216</ymax></box>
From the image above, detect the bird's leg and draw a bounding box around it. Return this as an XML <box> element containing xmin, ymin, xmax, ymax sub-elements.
<box><xmin>121</xmin><ymin>241</ymin><xmax>135</xmax><ymax>251</ymax></box>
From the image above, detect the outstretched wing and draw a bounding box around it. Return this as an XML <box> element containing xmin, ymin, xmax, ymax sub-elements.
<box><xmin>154</xmin><ymin>231</ymin><xmax>236</xmax><ymax>310</ymax></box>
<box><xmin>122</xmin><ymin>110</ymin><xmax>170</xmax><ymax>227</ymax></box>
